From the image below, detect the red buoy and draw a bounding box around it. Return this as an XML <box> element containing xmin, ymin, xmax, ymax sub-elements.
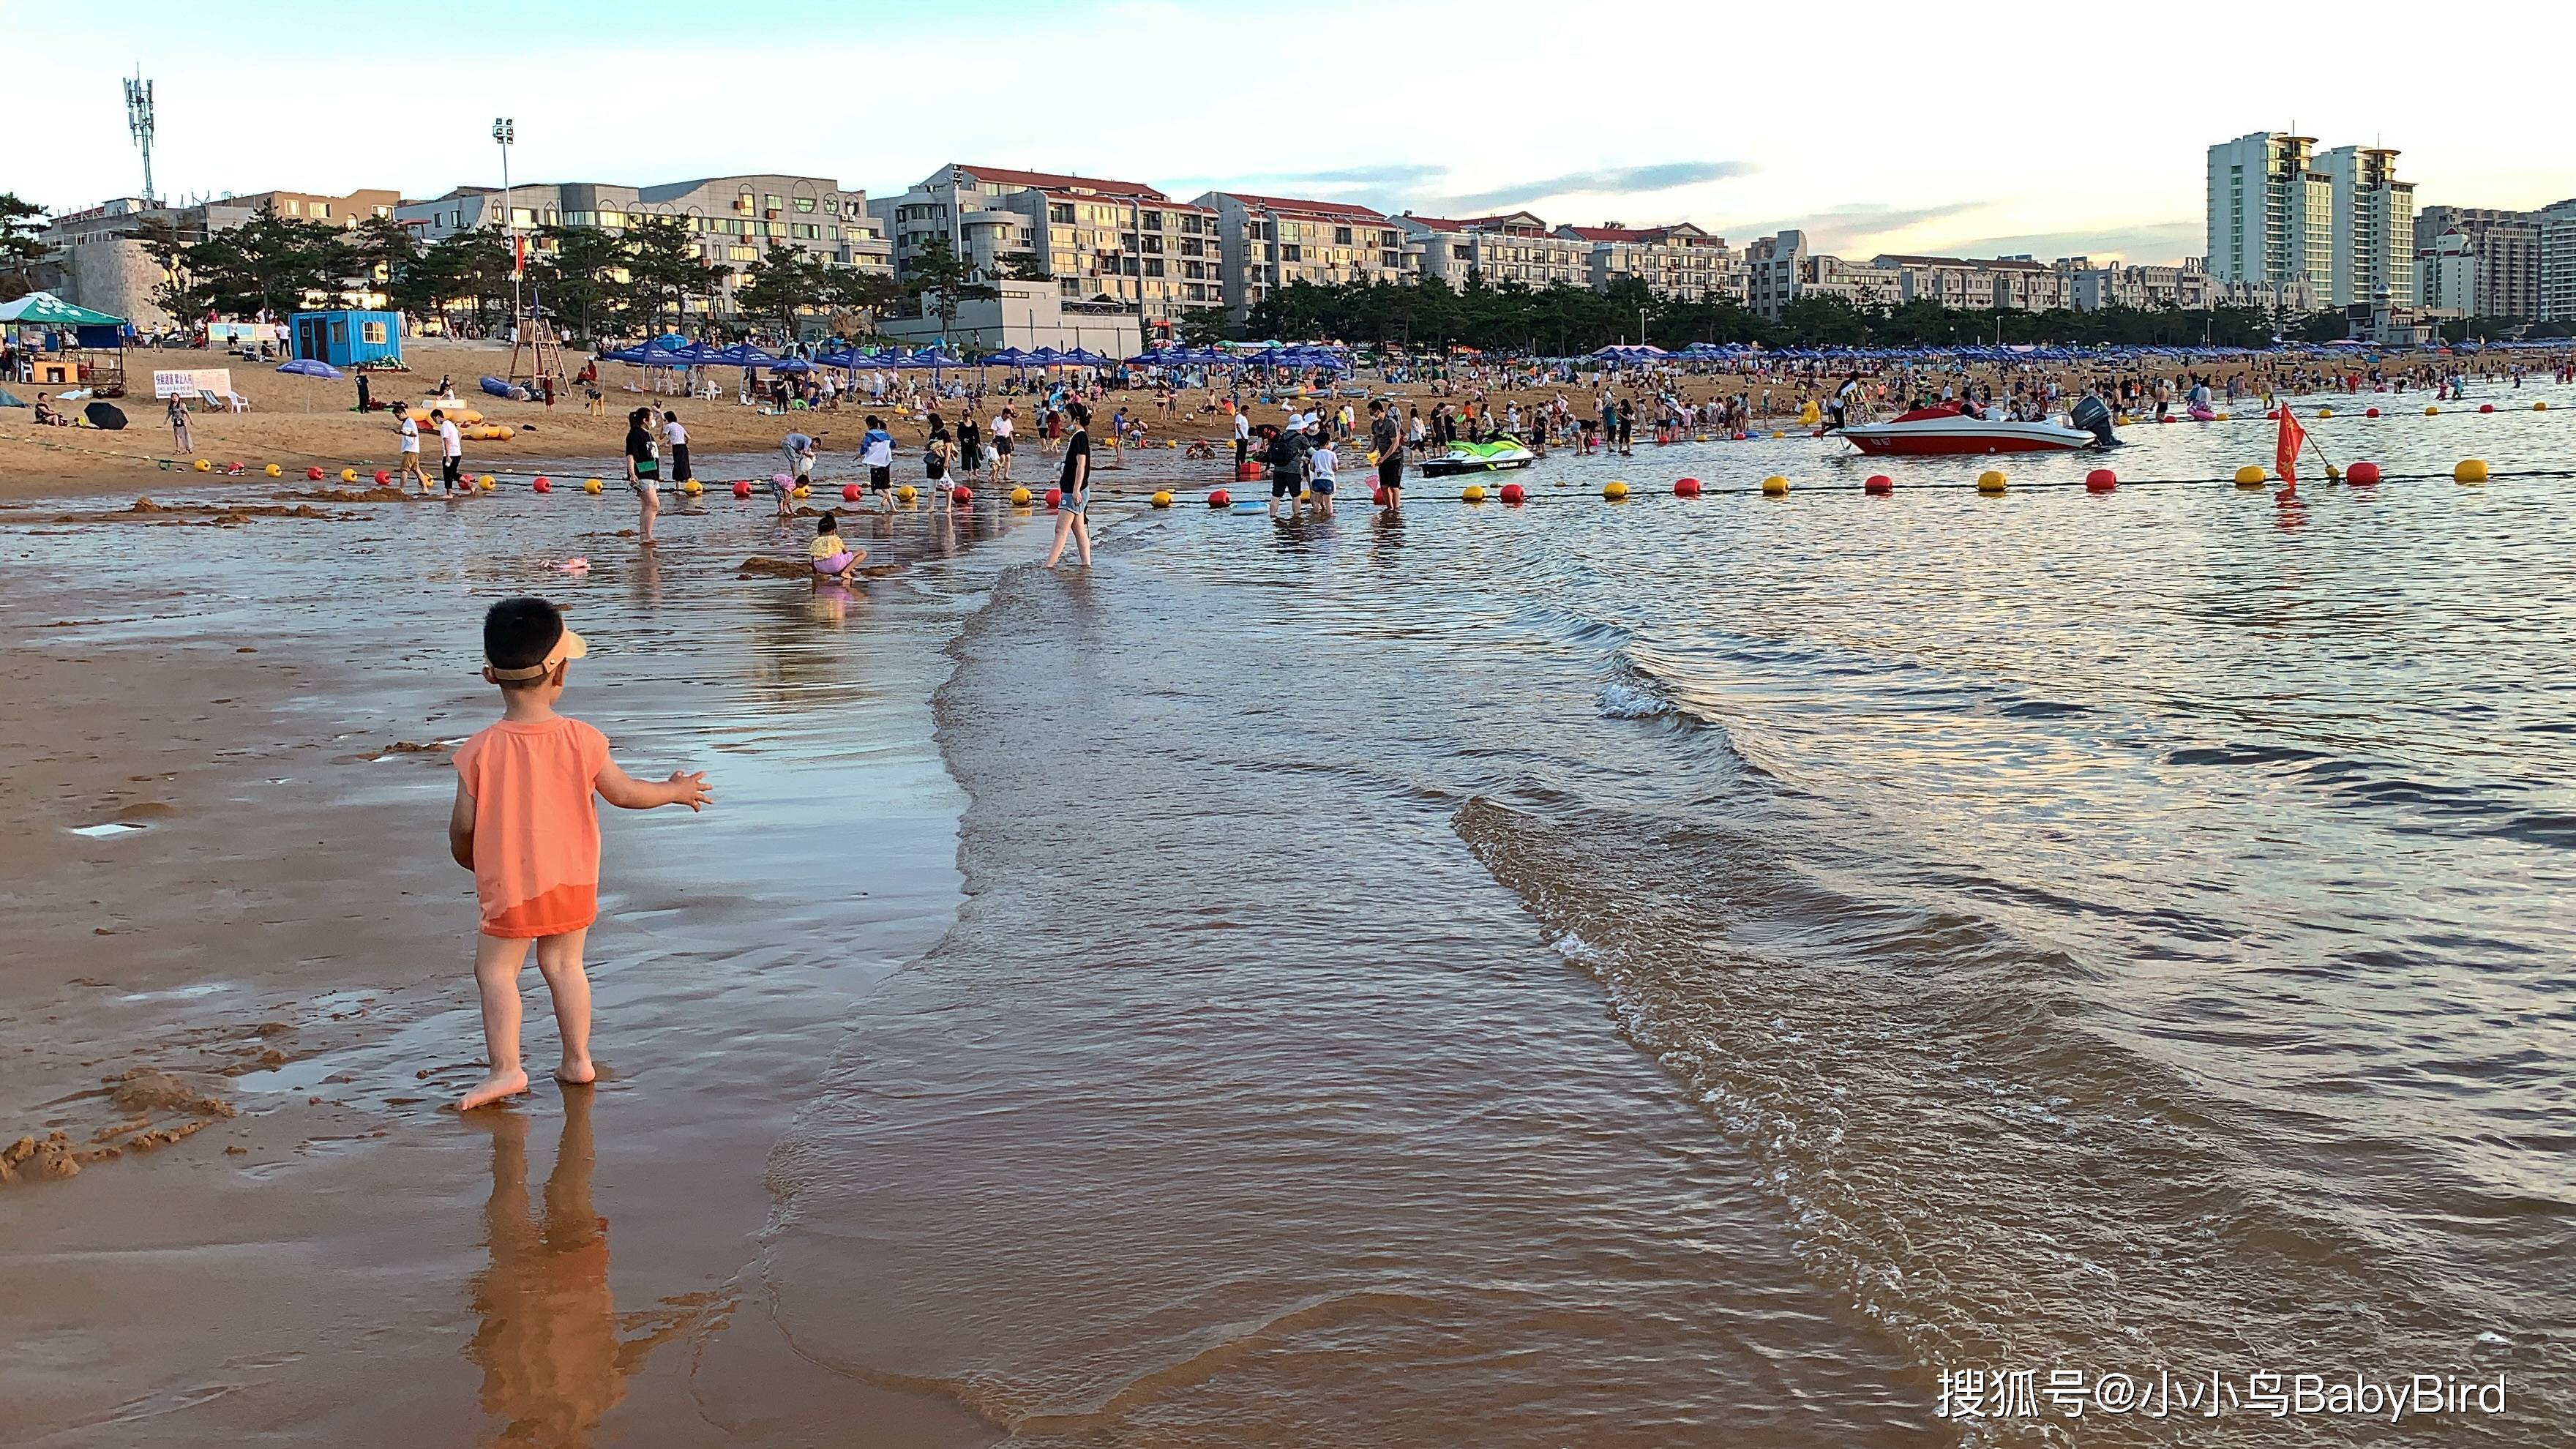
<box><xmin>2085</xmin><ymin>468</ymin><xmax>2117</xmax><ymax>493</ymax></box>
<box><xmin>2159</xmin><ymin>415</ymin><xmax>2176</xmax><ymax>423</ymax></box>
<box><xmin>1674</xmin><ymin>476</ymin><xmax>1702</xmax><ymax>498</ymax></box>
<box><xmin>1371</xmin><ymin>486</ymin><xmax>1389</xmax><ymax>506</ymax></box>
<box><xmin>2480</xmin><ymin>402</ymin><xmax>2496</xmax><ymax>413</ymax></box>
<box><xmin>305</xmin><ymin>466</ymin><xmax>325</xmax><ymax>480</ymax></box>
<box><xmin>1044</xmin><ymin>487</ymin><xmax>1063</xmax><ymax>509</ymax></box>
<box><xmin>1499</xmin><ymin>482</ymin><xmax>1527</xmax><ymax>505</ymax></box>
<box><xmin>2365</xmin><ymin>407</ymin><xmax>2381</xmax><ymax>418</ymax></box>
<box><xmin>1863</xmin><ymin>474</ymin><xmax>1893</xmax><ymax>495</ymax></box>
<box><xmin>842</xmin><ymin>483</ymin><xmax>861</xmax><ymax>501</ymax></box>
<box><xmin>2346</xmin><ymin>461</ymin><xmax>2382</xmax><ymax>484</ymax></box>
<box><xmin>373</xmin><ymin>469</ymin><xmax>392</xmax><ymax>485</ymax></box>
<box><xmin>733</xmin><ymin>480</ymin><xmax>752</xmax><ymax>498</ymax></box>
<box><xmin>951</xmin><ymin>485</ymin><xmax>973</xmax><ymax>506</ymax></box>
<box><xmin>532</xmin><ymin>476</ymin><xmax>552</xmax><ymax>493</ymax></box>
<box><xmin>1208</xmin><ymin>489</ymin><xmax>1232</xmax><ymax>508</ymax></box>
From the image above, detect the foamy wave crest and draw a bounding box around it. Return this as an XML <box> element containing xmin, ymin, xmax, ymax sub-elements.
<box><xmin>1595</xmin><ymin>678</ymin><xmax>1673</xmax><ymax>720</ymax></box>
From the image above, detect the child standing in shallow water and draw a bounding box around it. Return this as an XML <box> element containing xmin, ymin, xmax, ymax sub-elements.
<box><xmin>450</xmin><ymin>597</ymin><xmax>713</xmax><ymax>1112</ymax></box>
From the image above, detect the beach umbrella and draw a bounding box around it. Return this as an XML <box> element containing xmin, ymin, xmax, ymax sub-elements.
<box><xmin>83</xmin><ymin>400</ymin><xmax>128</xmax><ymax>430</ymax></box>
<box><xmin>276</xmin><ymin>358</ymin><xmax>342</xmax><ymax>379</ymax></box>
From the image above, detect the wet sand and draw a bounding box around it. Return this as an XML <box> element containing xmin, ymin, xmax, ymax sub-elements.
<box><xmin>0</xmin><ymin>476</ymin><xmax>1116</xmax><ymax>1444</ymax></box>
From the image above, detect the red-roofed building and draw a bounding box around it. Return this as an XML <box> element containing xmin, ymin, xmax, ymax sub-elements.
<box><xmin>869</xmin><ymin>163</ymin><xmax>1230</xmax><ymax>326</ymax></box>
<box><xmin>1192</xmin><ymin>192</ymin><xmax>1412</xmax><ymax>320</ymax></box>
<box><xmin>1394</xmin><ymin>210</ymin><xmax>1590</xmax><ymax>291</ymax></box>
<box><xmin>1557</xmin><ymin>221</ymin><xmax>1742</xmax><ymax>302</ymax></box>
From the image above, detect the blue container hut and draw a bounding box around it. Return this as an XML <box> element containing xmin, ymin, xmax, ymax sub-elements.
<box><xmin>291</xmin><ymin>310</ymin><xmax>402</xmax><ymax>367</ymax></box>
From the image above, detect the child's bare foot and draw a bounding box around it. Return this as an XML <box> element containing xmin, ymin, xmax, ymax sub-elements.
<box><xmin>459</xmin><ymin>1066</ymin><xmax>528</xmax><ymax>1111</ymax></box>
<box><xmin>555</xmin><ymin>1057</ymin><xmax>597</xmax><ymax>1087</ymax></box>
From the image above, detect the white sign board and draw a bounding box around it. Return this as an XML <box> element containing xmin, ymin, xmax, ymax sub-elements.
<box><xmin>154</xmin><ymin>367</ymin><xmax>233</xmax><ymax>400</ymax></box>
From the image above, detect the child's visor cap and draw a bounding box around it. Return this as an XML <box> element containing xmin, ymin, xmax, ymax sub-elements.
<box><xmin>483</xmin><ymin>626</ymin><xmax>588</xmax><ymax>683</ymax></box>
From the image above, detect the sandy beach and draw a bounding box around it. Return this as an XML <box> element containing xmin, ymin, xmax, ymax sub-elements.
<box><xmin>5</xmin><ymin>384</ymin><xmax>2572</xmax><ymax>1446</ymax></box>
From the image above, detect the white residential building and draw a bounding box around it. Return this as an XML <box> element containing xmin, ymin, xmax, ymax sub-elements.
<box><xmin>1193</xmin><ymin>192</ymin><xmax>1409</xmax><ymax>322</ymax></box>
<box><xmin>1869</xmin><ymin>253</ymin><xmax>2073</xmax><ymax>311</ymax></box>
<box><xmin>2542</xmin><ymin>199</ymin><xmax>2576</xmax><ymax>323</ymax></box>
<box><xmin>1393</xmin><ymin>211</ymin><xmax>1588</xmax><ymax>290</ymax></box>
<box><xmin>1560</xmin><ymin>222</ymin><xmax>1742</xmax><ymax>302</ymax></box>
<box><xmin>2316</xmin><ymin>146</ymin><xmax>2414</xmax><ymax>308</ymax></box>
<box><xmin>2206</xmin><ymin>132</ymin><xmax>2332</xmax><ymax>296</ymax></box>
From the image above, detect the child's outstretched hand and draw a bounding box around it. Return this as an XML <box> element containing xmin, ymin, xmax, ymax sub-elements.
<box><xmin>668</xmin><ymin>770</ymin><xmax>713</xmax><ymax>812</ymax></box>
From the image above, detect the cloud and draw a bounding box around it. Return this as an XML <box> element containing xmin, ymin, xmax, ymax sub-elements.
<box><xmin>1440</xmin><ymin>160</ymin><xmax>1755</xmax><ymax>213</ymax></box>
<box><xmin>1923</xmin><ymin>220</ymin><xmax>2202</xmax><ymax>265</ymax></box>
<box><xmin>1716</xmin><ymin>201</ymin><xmax>1988</xmax><ymax>253</ymax></box>
<box><xmin>1280</xmin><ymin>163</ymin><xmax>1452</xmax><ymax>188</ymax></box>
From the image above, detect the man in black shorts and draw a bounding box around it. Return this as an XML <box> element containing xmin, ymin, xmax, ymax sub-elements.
<box><xmin>1368</xmin><ymin>397</ymin><xmax>1403</xmax><ymax>512</ymax></box>
<box><xmin>1263</xmin><ymin>421</ymin><xmax>1309</xmax><ymax>519</ymax></box>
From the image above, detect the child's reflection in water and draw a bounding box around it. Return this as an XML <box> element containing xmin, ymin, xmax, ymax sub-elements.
<box><xmin>467</xmin><ymin>1090</ymin><xmax>700</xmax><ymax>1448</ymax></box>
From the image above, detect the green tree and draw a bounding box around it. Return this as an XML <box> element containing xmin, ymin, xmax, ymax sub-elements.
<box><xmin>157</xmin><ymin>203</ymin><xmax>358</xmax><ymax>320</ymax></box>
<box><xmin>392</xmin><ymin>227</ymin><xmax>512</xmax><ymax>333</ymax></box>
<box><xmin>823</xmin><ymin>266</ymin><xmax>902</xmax><ymax>332</ymax></box>
<box><xmin>736</xmin><ymin>243</ymin><xmax>832</xmax><ymax>337</ymax></box>
<box><xmin>1176</xmin><ymin>307</ymin><xmax>1232</xmax><ymax>345</ymax></box>
<box><xmin>0</xmin><ymin>192</ymin><xmax>47</xmax><ymax>296</ymax></box>
<box><xmin>902</xmin><ymin>235</ymin><xmax>995</xmax><ymax>335</ymax></box>
<box><xmin>625</xmin><ymin>217</ymin><xmax>719</xmax><ymax>332</ymax></box>
<box><xmin>529</xmin><ymin>224</ymin><xmax>638</xmax><ymax>342</ymax></box>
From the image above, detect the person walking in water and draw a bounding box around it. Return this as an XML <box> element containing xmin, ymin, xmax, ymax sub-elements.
<box><xmin>1043</xmin><ymin>401</ymin><xmax>1093</xmax><ymax>569</ymax></box>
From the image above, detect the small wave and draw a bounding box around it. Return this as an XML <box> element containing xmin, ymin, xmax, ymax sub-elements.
<box><xmin>1595</xmin><ymin>678</ymin><xmax>1674</xmax><ymax>720</ymax></box>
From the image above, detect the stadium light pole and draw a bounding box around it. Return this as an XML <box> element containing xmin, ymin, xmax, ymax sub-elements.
<box><xmin>493</xmin><ymin>117</ymin><xmax>519</xmax><ymax>330</ymax></box>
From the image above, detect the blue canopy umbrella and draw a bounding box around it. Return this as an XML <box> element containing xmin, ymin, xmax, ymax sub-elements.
<box><xmin>703</xmin><ymin>341</ymin><xmax>779</xmax><ymax>369</ymax></box>
<box><xmin>277</xmin><ymin>358</ymin><xmax>342</xmax><ymax>379</ymax></box>
<box><xmin>770</xmin><ymin>357</ymin><xmax>817</xmax><ymax>374</ymax></box>
<box><xmin>1027</xmin><ymin>346</ymin><xmax>1067</xmax><ymax>367</ymax></box>
<box><xmin>1061</xmin><ymin>348</ymin><xmax>1113</xmax><ymax>367</ymax></box>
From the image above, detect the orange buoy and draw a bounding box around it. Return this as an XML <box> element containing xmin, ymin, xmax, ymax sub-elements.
<box><xmin>2346</xmin><ymin>461</ymin><xmax>2382</xmax><ymax>484</ymax></box>
<box><xmin>2085</xmin><ymin>468</ymin><xmax>2117</xmax><ymax>493</ymax></box>
<box><xmin>1863</xmin><ymin>474</ymin><xmax>1893</xmax><ymax>495</ymax></box>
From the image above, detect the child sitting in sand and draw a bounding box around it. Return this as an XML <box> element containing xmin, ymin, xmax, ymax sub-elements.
<box><xmin>809</xmin><ymin>512</ymin><xmax>866</xmax><ymax>584</ymax></box>
<box><xmin>450</xmin><ymin>598</ymin><xmax>713</xmax><ymax>1112</ymax></box>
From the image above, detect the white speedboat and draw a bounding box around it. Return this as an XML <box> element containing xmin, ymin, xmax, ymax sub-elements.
<box><xmin>1835</xmin><ymin>405</ymin><xmax>2097</xmax><ymax>456</ymax></box>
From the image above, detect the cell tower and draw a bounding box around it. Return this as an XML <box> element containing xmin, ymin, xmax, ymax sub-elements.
<box><xmin>124</xmin><ymin>67</ymin><xmax>156</xmax><ymax>203</ymax></box>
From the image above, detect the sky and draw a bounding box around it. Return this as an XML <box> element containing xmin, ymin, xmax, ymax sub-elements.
<box><xmin>12</xmin><ymin>0</ymin><xmax>2576</xmax><ymax>265</ymax></box>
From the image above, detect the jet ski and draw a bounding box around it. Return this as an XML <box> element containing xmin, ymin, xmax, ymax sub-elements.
<box><xmin>1418</xmin><ymin>438</ymin><xmax>1538</xmax><ymax>476</ymax></box>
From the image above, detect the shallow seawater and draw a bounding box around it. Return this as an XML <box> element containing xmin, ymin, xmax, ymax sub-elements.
<box><xmin>757</xmin><ymin>386</ymin><xmax>2576</xmax><ymax>1445</ymax></box>
<box><xmin>6</xmin><ymin>391</ymin><xmax>2572</xmax><ymax>1447</ymax></box>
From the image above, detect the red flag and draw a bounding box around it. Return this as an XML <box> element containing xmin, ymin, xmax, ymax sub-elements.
<box><xmin>2276</xmin><ymin>407</ymin><xmax>2305</xmax><ymax>488</ymax></box>
<box><xmin>512</xmin><ymin>232</ymin><xmax>527</xmax><ymax>277</ymax></box>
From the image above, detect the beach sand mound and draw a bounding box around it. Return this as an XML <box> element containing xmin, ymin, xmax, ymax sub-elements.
<box><xmin>737</xmin><ymin>557</ymin><xmax>811</xmax><ymax>580</ymax></box>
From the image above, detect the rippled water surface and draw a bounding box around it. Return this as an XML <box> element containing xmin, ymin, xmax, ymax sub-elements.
<box><xmin>761</xmin><ymin>392</ymin><xmax>2575</xmax><ymax>1445</ymax></box>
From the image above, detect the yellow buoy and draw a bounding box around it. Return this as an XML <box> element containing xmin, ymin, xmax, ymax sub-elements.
<box><xmin>2317</xmin><ymin>407</ymin><xmax>2332</xmax><ymax>418</ymax></box>
<box><xmin>2115</xmin><ymin>413</ymin><xmax>2135</xmax><ymax>426</ymax></box>
<box><xmin>894</xmin><ymin>483</ymin><xmax>916</xmax><ymax>503</ymax></box>
<box><xmin>583</xmin><ymin>478</ymin><xmax>603</xmax><ymax>494</ymax></box>
<box><xmin>1010</xmin><ymin>486</ymin><xmax>1033</xmax><ymax>506</ymax></box>
<box><xmin>1977</xmin><ymin>469</ymin><xmax>2007</xmax><ymax>494</ymax></box>
<box><xmin>1771</xmin><ymin>429</ymin><xmax>1786</xmax><ymax>438</ymax></box>
<box><xmin>2536</xmin><ymin>401</ymin><xmax>2549</xmax><ymax>411</ymax></box>
<box><xmin>1761</xmin><ymin>475</ymin><xmax>1789</xmax><ymax>496</ymax></box>
<box><xmin>1603</xmin><ymin>480</ymin><xmax>1630</xmax><ymax>500</ymax></box>
<box><xmin>1150</xmin><ymin>490</ymin><xmax>1173</xmax><ymax>508</ymax></box>
<box><xmin>2325</xmin><ymin>463</ymin><xmax>2343</xmax><ymax>480</ymax></box>
<box><xmin>340</xmin><ymin>467</ymin><xmax>358</xmax><ymax>483</ymax></box>
<box><xmin>2455</xmin><ymin>458</ymin><xmax>2490</xmax><ymax>484</ymax></box>
<box><xmin>2425</xmin><ymin>405</ymin><xmax>2441</xmax><ymax>416</ymax></box>
<box><xmin>1461</xmin><ymin>484</ymin><xmax>1487</xmax><ymax>503</ymax></box>
<box><xmin>683</xmin><ymin>478</ymin><xmax>703</xmax><ymax>495</ymax></box>
<box><xmin>193</xmin><ymin>457</ymin><xmax>211</xmax><ymax>471</ymax></box>
<box><xmin>263</xmin><ymin>463</ymin><xmax>282</xmax><ymax>477</ymax></box>
<box><xmin>2215</xmin><ymin>411</ymin><xmax>2231</xmax><ymax>421</ymax></box>
<box><xmin>478</xmin><ymin>475</ymin><xmax>498</xmax><ymax>491</ymax></box>
<box><xmin>793</xmin><ymin>484</ymin><xmax>809</xmax><ymax>498</ymax></box>
<box><xmin>2234</xmin><ymin>465</ymin><xmax>2268</xmax><ymax>487</ymax></box>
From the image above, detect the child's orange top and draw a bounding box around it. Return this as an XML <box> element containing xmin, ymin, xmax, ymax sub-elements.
<box><xmin>455</xmin><ymin>716</ymin><xmax>610</xmax><ymax>938</ymax></box>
